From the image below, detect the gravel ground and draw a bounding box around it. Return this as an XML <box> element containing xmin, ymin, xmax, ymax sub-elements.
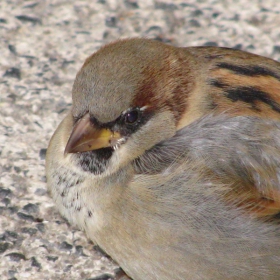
<box><xmin>1</xmin><ymin>0</ymin><xmax>280</xmax><ymax>279</ymax></box>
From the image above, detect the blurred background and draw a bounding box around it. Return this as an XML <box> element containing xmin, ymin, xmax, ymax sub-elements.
<box><xmin>1</xmin><ymin>0</ymin><xmax>280</xmax><ymax>279</ymax></box>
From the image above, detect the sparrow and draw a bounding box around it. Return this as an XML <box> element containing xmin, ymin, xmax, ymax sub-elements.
<box><xmin>46</xmin><ymin>38</ymin><xmax>280</xmax><ymax>280</ymax></box>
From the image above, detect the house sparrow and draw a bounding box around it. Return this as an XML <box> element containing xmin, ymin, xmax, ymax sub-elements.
<box><xmin>46</xmin><ymin>38</ymin><xmax>280</xmax><ymax>280</ymax></box>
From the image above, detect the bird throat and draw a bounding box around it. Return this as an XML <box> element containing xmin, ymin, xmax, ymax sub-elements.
<box><xmin>76</xmin><ymin>147</ymin><xmax>114</xmax><ymax>175</ymax></box>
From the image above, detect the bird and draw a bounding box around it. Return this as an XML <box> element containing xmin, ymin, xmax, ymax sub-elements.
<box><xmin>46</xmin><ymin>38</ymin><xmax>280</xmax><ymax>280</ymax></box>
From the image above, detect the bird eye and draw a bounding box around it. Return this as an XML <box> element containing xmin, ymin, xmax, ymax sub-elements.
<box><xmin>125</xmin><ymin>109</ymin><xmax>140</xmax><ymax>124</ymax></box>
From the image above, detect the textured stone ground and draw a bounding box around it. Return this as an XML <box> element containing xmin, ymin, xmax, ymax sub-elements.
<box><xmin>1</xmin><ymin>0</ymin><xmax>280</xmax><ymax>279</ymax></box>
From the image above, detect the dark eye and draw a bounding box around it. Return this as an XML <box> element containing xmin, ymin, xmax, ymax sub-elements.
<box><xmin>125</xmin><ymin>109</ymin><xmax>140</xmax><ymax>124</ymax></box>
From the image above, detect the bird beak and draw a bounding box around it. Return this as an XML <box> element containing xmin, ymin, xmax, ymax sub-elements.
<box><xmin>64</xmin><ymin>113</ymin><xmax>121</xmax><ymax>154</ymax></box>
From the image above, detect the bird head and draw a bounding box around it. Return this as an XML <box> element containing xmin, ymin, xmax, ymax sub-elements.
<box><xmin>64</xmin><ymin>38</ymin><xmax>194</xmax><ymax>176</ymax></box>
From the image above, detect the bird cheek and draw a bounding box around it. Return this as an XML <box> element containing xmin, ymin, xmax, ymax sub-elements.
<box><xmin>114</xmin><ymin>110</ymin><xmax>176</xmax><ymax>165</ymax></box>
